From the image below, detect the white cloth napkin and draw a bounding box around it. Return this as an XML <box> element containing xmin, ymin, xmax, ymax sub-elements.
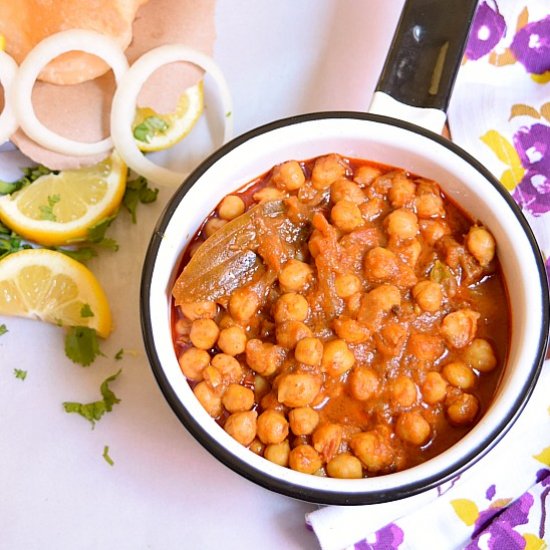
<box><xmin>307</xmin><ymin>2</ymin><xmax>550</xmax><ymax>548</ymax></box>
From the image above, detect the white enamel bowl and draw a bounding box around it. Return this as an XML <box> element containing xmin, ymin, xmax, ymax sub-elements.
<box><xmin>141</xmin><ymin>113</ymin><xmax>549</xmax><ymax>505</ymax></box>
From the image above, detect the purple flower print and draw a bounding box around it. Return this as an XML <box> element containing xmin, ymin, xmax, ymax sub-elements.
<box><xmin>510</xmin><ymin>16</ymin><xmax>550</xmax><ymax>75</ymax></box>
<box><xmin>354</xmin><ymin>523</ymin><xmax>404</xmax><ymax>550</ymax></box>
<box><xmin>511</xmin><ymin>123</ymin><xmax>550</xmax><ymax>216</ymax></box>
<box><xmin>466</xmin><ymin>1</ymin><xmax>507</xmax><ymax>60</ymax></box>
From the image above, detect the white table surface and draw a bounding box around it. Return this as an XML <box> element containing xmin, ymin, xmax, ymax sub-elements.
<box><xmin>0</xmin><ymin>2</ymin><xmax>407</xmax><ymax>548</ymax></box>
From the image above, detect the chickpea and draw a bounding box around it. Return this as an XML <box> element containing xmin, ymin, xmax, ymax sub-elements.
<box><xmin>178</xmin><ymin>347</ymin><xmax>210</xmax><ymax>381</ymax></box>
<box><xmin>211</xmin><ymin>353</ymin><xmax>243</xmax><ymax>384</ymax></box>
<box><xmin>275</xmin><ymin>320</ymin><xmax>312</xmax><ymax>349</ymax></box>
<box><xmin>442</xmin><ymin>361</ymin><xmax>477</xmax><ymax>390</ymax></box>
<box><xmin>463</xmin><ymin>338</ymin><xmax>497</xmax><ymax>372</ymax></box>
<box><xmin>385</xmin><ymin>208</ymin><xmax>419</xmax><ymax>240</ymax></box>
<box><xmin>229</xmin><ymin>287</ymin><xmax>260</xmax><ymax>323</ymax></box>
<box><xmin>312</xmin><ymin>423</ymin><xmax>343</xmax><ymax>463</ymax></box>
<box><xmin>204</xmin><ymin>217</ymin><xmax>227</xmax><ymax>237</ymax></box>
<box><xmin>388</xmin><ymin>174</ymin><xmax>416</xmax><ymax>207</ymax></box>
<box><xmin>412</xmin><ymin>280</ymin><xmax>443</xmax><ymax>312</ymax></box>
<box><xmin>174</xmin><ymin>317</ymin><xmax>191</xmax><ymax>338</ymax></box>
<box><xmin>277</xmin><ymin>373</ymin><xmax>322</xmax><ymax>407</ymax></box>
<box><xmin>327</xmin><ymin>453</ymin><xmax>363</xmax><ymax>479</ymax></box>
<box><xmin>421</xmin><ymin>372</ymin><xmax>448</xmax><ymax>404</ymax></box>
<box><xmin>360</xmin><ymin>197</ymin><xmax>387</xmax><ymax>221</ymax></box>
<box><xmin>446</xmin><ymin>393</ymin><xmax>479</xmax><ymax>425</ymax></box>
<box><xmin>408</xmin><ymin>333</ymin><xmax>445</xmax><ymax>362</ymax></box>
<box><xmin>367</xmin><ymin>284</ymin><xmax>401</xmax><ymax>312</ymax></box>
<box><xmin>278</xmin><ymin>259</ymin><xmax>313</xmax><ymax>292</ymax></box>
<box><xmin>350</xmin><ymin>429</ymin><xmax>394</xmax><ymax>472</ymax></box>
<box><xmin>334</xmin><ymin>273</ymin><xmax>362</xmax><ymax>298</ymax></box>
<box><xmin>218</xmin><ymin>195</ymin><xmax>245</xmax><ymax>220</ymax></box>
<box><xmin>271</xmin><ymin>160</ymin><xmax>305</xmax><ymax>191</ymax></box>
<box><xmin>375</xmin><ymin>322</ymin><xmax>408</xmax><ymax>357</ymax></box>
<box><xmin>254</xmin><ymin>374</ymin><xmax>270</xmax><ymax>403</ymax></box>
<box><xmin>441</xmin><ymin>309</ymin><xmax>480</xmax><ymax>349</ymax></box>
<box><xmin>289</xmin><ymin>444</ymin><xmax>323</xmax><ymax>474</ymax></box>
<box><xmin>273</xmin><ymin>292</ymin><xmax>309</xmax><ymax>323</ymax></box>
<box><xmin>217</xmin><ymin>325</ymin><xmax>247</xmax><ymax>356</ymax></box>
<box><xmin>217</xmin><ymin>313</ymin><xmax>239</xmax><ymax>330</ymax></box>
<box><xmin>396</xmin><ymin>412</ymin><xmax>431</xmax><ymax>445</ymax></box>
<box><xmin>331</xmin><ymin>200</ymin><xmax>364</xmax><ymax>233</ymax></box>
<box><xmin>288</xmin><ymin>407</ymin><xmax>320</xmax><ymax>435</ymax></box>
<box><xmin>189</xmin><ymin>318</ymin><xmax>220</xmax><ymax>350</ymax></box>
<box><xmin>333</xmin><ymin>317</ymin><xmax>370</xmax><ymax>344</ymax></box>
<box><xmin>321</xmin><ymin>339</ymin><xmax>355</xmax><ymax>377</ymax></box>
<box><xmin>224</xmin><ymin>411</ymin><xmax>257</xmax><ymax>446</ymax></box>
<box><xmin>294</xmin><ymin>337</ymin><xmax>323</xmax><ymax>366</ymax></box>
<box><xmin>249</xmin><ymin>438</ymin><xmax>265</xmax><ymax>455</ymax></box>
<box><xmin>395</xmin><ymin>238</ymin><xmax>422</xmax><ymax>267</ymax></box>
<box><xmin>261</xmin><ymin>391</ymin><xmax>285</xmax><ymax>412</ymax></box>
<box><xmin>179</xmin><ymin>301</ymin><xmax>217</xmax><ymax>321</ymax></box>
<box><xmin>353</xmin><ymin>165</ymin><xmax>382</xmax><ymax>186</ymax></box>
<box><xmin>222</xmin><ymin>384</ymin><xmax>255</xmax><ymax>413</ymax></box>
<box><xmin>466</xmin><ymin>226</ymin><xmax>495</xmax><ymax>267</ymax></box>
<box><xmin>415</xmin><ymin>192</ymin><xmax>445</xmax><ymax>218</ymax></box>
<box><xmin>194</xmin><ymin>381</ymin><xmax>222</xmax><ymax>417</ymax></box>
<box><xmin>311</xmin><ymin>154</ymin><xmax>347</xmax><ymax>190</ymax></box>
<box><xmin>348</xmin><ymin>367</ymin><xmax>380</xmax><ymax>401</ymax></box>
<box><xmin>253</xmin><ymin>186</ymin><xmax>287</xmax><ymax>202</ymax></box>
<box><xmin>246</xmin><ymin>339</ymin><xmax>285</xmax><ymax>376</ymax></box>
<box><xmin>264</xmin><ymin>440</ymin><xmax>291</xmax><ymax>467</ymax></box>
<box><xmin>364</xmin><ymin>247</ymin><xmax>399</xmax><ymax>281</ymax></box>
<box><xmin>330</xmin><ymin>178</ymin><xmax>366</xmax><ymax>204</ymax></box>
<box><xmin>389</xmin><ymin>375</ymin><xmax>417</xmax><ymax>408</ymax></box>
<box><xmin>419</xmin><ymin>219</ymin><xmax>451</xmax><ymax>245</ymax></box>
<box><xmin>257</xmin><ymin>409</ymin><xmax>289</xmax><ymax>445</ymax></box>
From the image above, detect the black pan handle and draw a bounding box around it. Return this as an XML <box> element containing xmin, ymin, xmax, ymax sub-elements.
<box><xmin>373</xmin><ymin>0</ymin><xmax>478</xmax><ymax>117</ymax></box>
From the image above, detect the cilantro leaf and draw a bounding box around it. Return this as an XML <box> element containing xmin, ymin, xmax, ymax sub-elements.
<box><xmin>14</xmin><ymin>368</ymin><xmax>27</xmax><ymax>380</ymax></box>
<box><xmin>56</xmin><ymin>246</ymin><xmax>97</xmax><ymax>263</ymax></box>
<box><xmin>0</xmin><ymin>165</ymin><xmax>54</xmax><ymax>197</ymax></box>
<box><xmin>64</xmin><ymin>326</ymin><xmax>103</xmax><ymax>367</ymax></box>
<box><xmin>0</xmin><ymin>231</ymin><xmax>32</xmax><ymax>260</ymax></box>
<box><xmin>39</xmin><ymin>194</ymin><xmax>61</xmax><ymax>221</ymax></box>
<box><xmin>0</xmin><ymin>324</ymin><xmax>7</xmax><ymax>336</ymax></box>
<box><xmin>103</xmin><ymin>445</ymin><xmax>114</xmax><ymax>466</ymax></box>
<box><xmin>123</xmin><ymin>176</ymin><xmax>159</xmax><ymax>223</ymax></box>
<box><xmin>114</xmin><ymin>349</ymin><xmax>124</xmax><ymax>360</ymax></box>
<box><xmin>80</xmin><ymin>304</ymin><xmax>94</xmax><ymax>318</ymax></box>
<box><xmin>133</xmin><ymin>116</ymin><xmax>168</xmax><ymax>143</ymax></box>
<box><xmin>62</xmin><ymin>369</ymin><xmax>122</xmax><ymax>428</ymax></box>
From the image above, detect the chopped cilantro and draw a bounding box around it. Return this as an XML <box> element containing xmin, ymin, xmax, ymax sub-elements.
<box><xmin>0</xmin><ymin>324</ymin><xmax>7</xmax><ymax>336</ymax></box>
<box><xmin>225</xmin><ymin>111</ymin><xmax>232</xmax><ymax>118</ymax></box>
<box><xmin>64</xmin><ymin>326</ymin><xmax>103</xmax><ymax>366</ymax></box>
<box><xmin>62</xmin><ymin>369</ymin><xmax>122</xmax><ymax>428</ymax></box>
<box><xmin>123</xmin><ymin>176</ymin><xmax>159</xmax><ymax>224</ymax></box>
<box><xmin>103</xmin><ymin>445</ymin><xmax>115</xmax><ymax>466</ymax></box>
<box><xmin>86</xmin><ymin>215</ymin><xmax>119</xmax><ymax>251</ymax></box>
<box><xmin>14</xmin><ymin>368</ymin><xmax>27</xmax><ymax>380</ymax></box>
<box><xmin>133</xmin><ymin>115</ymin><xmax>169</xmax><ymax>143</ymax></box>
<box><xmin>0</xmin><ymin>229</ymin><xmax>32</xmax><ymax>260</ymax></box>
<box><xmin>114</xmin><ymin>349</ymin><xmax>124</xmax><ymax>361</ymax></box>
<box><xmin>39</xmin><ymin>194</ymin><xmax>61</xmax><ymax>221</ymax></box>
<box><xmin>56</xmin><ymin>246</ymin><xmax>98</xmax><ymax>263</ymax></box>
<box><xmin>429</xmin><ymin>260</ymin><xmax>451</xmax><ymax>283</ymax></box>
<box><xmin>0</xmin><ymin>165</ymin><xmax>54</xmax><ymax>196</ymax></box>
<box><xmin>80</xmin><ymin>304</ymin><xmax>94</xmax><ymax>318</ymax></box>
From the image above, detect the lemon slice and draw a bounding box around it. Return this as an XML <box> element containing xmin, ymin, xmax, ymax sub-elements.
<box><xmin>0</xmin><ymin>152</ymin><xmax>127</xmax><ymax>246</ymax></box>
<box><xmin>132</xmin><ymin>81</ymin><xmax>204</xmax><ymax>152</ymax></box>
<box><xmin>0</xmin><ymin>248</ymin><xmax>112</xmax><ymax>337</ymax></box>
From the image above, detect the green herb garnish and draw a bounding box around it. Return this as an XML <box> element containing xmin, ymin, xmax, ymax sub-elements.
<box><xmin>114</xmin><ymin>349</ymin><xmax>124</xmax><ymax>361</ymax></box>
<box><xmin>0</xmin><ymin>165</ymin><xmax>55</xmax><ymax>196</ymax></box>
<box><xmin>39</xmin><ymin>194</ymin><xmax>61</xmax><ymax>221</ymax></box>
<box><xmin>14</xmin><ymin>369</ymin><xmax>27</xmax><ymax>380</ymax></box>
<box><xmin>429</xmin><ymin>260</ymin><xmax>451</xmax><ymax>283</ymax></box>
<box><xmin>103</xmin><ymin>445</ymin><xmax>114</xmax><ymax>466</ymax></box>
<box><xmin>123</xmin><ymin>176</ymin><xmax>159</xmax><ymax>224</ymax></box>
<box><xmin>0</xmin><ymin>324</ymin><xmax>7</xmax><ymax>336</ymax></box>
<box><xmin>133</xmin><ymin>116</ymin><xmax>169</xmax><ymax>143</ymax></box>
<box><xmin>64</xmin><ymin>326</ymin><xmax>103</xmax><ymax>367</ymax></box>
<box><xmin>62</xmin><ymin>369</ymin><xmax>122</xmax><ymax>428</ymax></box>
<box><xmin>80</xmin><ymin>304</ymin><xmax>94</xmax><ymax>318</ymax></box>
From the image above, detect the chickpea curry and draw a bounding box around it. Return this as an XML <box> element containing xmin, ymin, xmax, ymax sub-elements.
<box><xmin>171</xmin><ymin>153</ymin><xmax>510</xmax><ymax>479</ymax></box>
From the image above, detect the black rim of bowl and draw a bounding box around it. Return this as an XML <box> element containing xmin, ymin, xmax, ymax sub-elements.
<box><xmin>140</xmin><ymin>111</ymin><xmax>550</xmax><ymax>506</ymax></box>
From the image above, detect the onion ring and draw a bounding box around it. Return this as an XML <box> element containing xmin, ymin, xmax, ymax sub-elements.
<box><xmin>111</xmin><ymin>44</ymin><xmax>233</xmax><ymax>187</ymax></box>
<box><xmin>13</xmin><ymin>29</ymin><xmax>129</xmax><ymax>156</ymax></box>
<box><xmin>0</xmin><ymin>50</ymin><xmax>19</xmax><ymax>145</ymax></box>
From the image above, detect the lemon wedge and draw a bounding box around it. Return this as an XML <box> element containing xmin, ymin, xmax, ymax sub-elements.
<box><xmin>0</xmin><ymin>248</ymin><xmax>112</xmax><ymax>337</ymax></box>
<box><xmin>0</xmin><ymin>152</ymin><xmax>127</xmax><ymax>246</ymax></box>
<box><xmin>132</xmin><ymin>81</ymin><xmax>204</xmax><ymax>152</ymax></box>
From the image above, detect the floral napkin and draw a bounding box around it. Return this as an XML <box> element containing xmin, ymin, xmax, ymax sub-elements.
<box><xmin>306</xmin><ymin>2</ymin><xmax>550</xmax><ymax>549</ymax></box>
